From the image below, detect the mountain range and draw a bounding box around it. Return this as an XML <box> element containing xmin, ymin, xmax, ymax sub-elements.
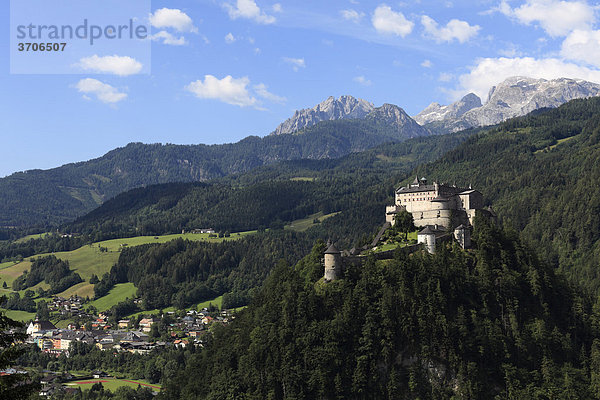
<box><xmin>1</xmin><ymin>75</ymin><xmax>599</xmax><ymax>228</ymax></box>
<box><xmin>414</xmin><ymin>76</ymin><xmax>600</xmax><ymax>133</ymax></box>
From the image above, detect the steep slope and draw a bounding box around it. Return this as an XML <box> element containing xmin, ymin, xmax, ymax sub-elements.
<box><xmin>161</xmin><ymin>219</ymin><xmax>596</xmax><ymax>399</ymax></box>
<box><xmin>417</xmin><ymin>76</ymin><xmax>600</xmax><ymax>133</ymax></box>
<box><xmin>0</xmin><ymin>115</ymin><xmax>431</xmax><ymax>228</ymax></box>
<box><xmin>366</xmin><ymin>103</ymin><xmax>430</xmax><ymax>139</ymax></box>
<box><xmin>271</xmin><ymin>95</ymin><xmax>374</xmax><ymax>135</ymax></box>
<box><xmin>415</xmin><ymin>96</ymin><xmax>600</xmax><ymax>292</ymax></box>
<box><xmin>414</xmin><ymin>93</ymin><xmax>482</xmax><ymax>125</ymax></box>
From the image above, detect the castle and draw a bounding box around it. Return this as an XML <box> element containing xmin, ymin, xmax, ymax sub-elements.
<box><xmin>323</xmin><ymin>176</ymin><xmax>493</xmax><ymax>281</ymax></box>
<box><xmin>385</xmin><ymin>176</ymin><xmax>484</xmax><ymax>230</ymax></box>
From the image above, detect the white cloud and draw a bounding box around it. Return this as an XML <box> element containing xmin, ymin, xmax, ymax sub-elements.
<box><xmin>225</xmin><ymin>0</ymin><xmax>276</xmax><ymax>24</ymax></box>
<box><xmin>186</xmin><ymin>75</ymin><xmax>257</xmax><ymax>107</ymax></box>
<box><xmin>283</xmin><ymin>57</ymin><xmax>306</xmax><ymax>71</ymax></box>
<box><xmin>77</xmin><ymin>55</ymin><xmax>143</xmax><ymax>76</ymax></box>
<box><xmin>151</xmin><ymin>31</ymin><xmax>187</xmax><ymax>46</ymax></box>
<box><xmin>353</xmin><ymin>75</ymin><xmax>372</xmax><ymax>86</ymax></box>
<box><xmin>253</xmin><ymin>83</ymin><xmax>286</xmax><ymax>104</ymax></box>
<box><xmin>454</xmin><ymin>56</ymin><xmax>600</xmax><ymax>100</ymax></box>
<box><xmin>421</xmin><ymin>15</ymin><xmax>480</xmax><ymax>43</ymax></box>
<box><xmin>421</xmin><ymin>59</ymin><xmax>433</xmax><ymax>68</ymax></box>
<box><xmin>499</xmin><ymin>0</ymin><xmax>596</xmax><ymax>37</ymax></box>
<box><xmin>149</xmin><ymin>8</ymin><xmax>197</xmax><ymax>32</ymax></box>
<box><xmin>561</xmin><ymin>29</ymin><xmax>600</xmax><ymax>67</ymax></box>
<box><xmin>272</xmin><ymin>3</ymin><xmax>282</xmax><ymax>13</ymax></box>
<box><xmin>372</xmin><ymin>5</ymin><xmax>414</xmax><ymax>37</ymax></box>
<box><xmin>225</xmin><ymin>32</ymin><xmax>236</xmax><ymax>44</ymax></box>
<box><xmin>341</xmin><ymin>9</ymin><xmax>365</xmax><ymax>23</ymax></box>
<box><xmin>75</xmin><ymin>78</ymin><xmax>127</xmax><ymax>104</ymax></box>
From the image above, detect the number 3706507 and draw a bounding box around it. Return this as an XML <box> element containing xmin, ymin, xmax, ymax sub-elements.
<box><xmin>18</xmin><ymin>43</ymin><xmax>67</xmax><ymax>51</ymax></box>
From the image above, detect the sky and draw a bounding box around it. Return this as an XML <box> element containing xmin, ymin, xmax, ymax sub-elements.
<box><xmin>1</xmin><ymin>0</ymin><xmax>600</xmax><ymax>178</ymax></box>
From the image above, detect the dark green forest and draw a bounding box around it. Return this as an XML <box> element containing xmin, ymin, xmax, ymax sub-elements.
<box><xmin>415</xmin><ymin>97</ymin><xmax>600</xmax><ymax>294</ymax></box>
<box><xmin>0</xmin><ymin>116</ymin><xmax>434</xmax><ymax>228</ymax></box>
<box><xmin>158</xmin><ymin>216</ymin><xmax>600</xmax><ymax>399</ymax></box>
<box><xmin>96</xmin><ymin>231</ymin><xmax>312</xmax><ymax>312</ymax></box>
<box><xmin>0</xmin><ymin>128</ymin><xmax>473</xmax><ymax>261</ymax></box>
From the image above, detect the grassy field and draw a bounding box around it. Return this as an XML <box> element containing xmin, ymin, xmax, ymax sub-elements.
<box><xmin>88</xmin><ymin>283</ymin><xmax>137</xmax><ymax>311</ymax></box>
<box><xmin>534</xmin><ymin>135</ymin><xmax>579</xmax><ymax>154</ymax></box>
<box><xmin>65</xmin><ymin>378</ymin><xmax>161</xmax><ymax>392</ymax></box>
<box><xmin>196</xmin><ymin>295</ymin><xmax>223</xmax><ymax>310</ymax></box>
<box><xmin>3</xmin><ymin>309</ymin><xmax>36</xmax><ymax>322</ymax></box>
<box><xmin>373</xmin><ymin>231</ymin><xmax>419</xmax><ymax>253</ymax></box>
<box><xmin>0</xmin><ymin>231</ymin><xmax>256</xmax><ymax>299</ymax></box>
<box><xmin>285</xmin><ymin>212</ymin><xmax>340</xmax><ymax>232</ymax></box>
<box><xmin>290</xmin><ymin>177</ymin><xmax>316</xmax><ymax>182</ymax></box>
<box><xmin>13</xmin><ymin>233</ymin><xmax>52</xmax><ymax>244</ymax></box>
<box><xmin>0</xmin><ymin>261</ymin><xmax>19</xmax><ymax>270</ymax></box>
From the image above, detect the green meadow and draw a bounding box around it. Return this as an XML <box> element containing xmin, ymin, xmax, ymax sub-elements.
<box><xmin>0</xmin><ymin>231</ymin><xmax>255</xmax><ymax>317</ymax></box>
<box><xmin>285</xmin><ymin>212</ymin><xmax>340</xmax><ymax>232</ymax></box>
<box><xmin>65</xmin><ymin>378</ymin><xmax>161</xmax><ymax>392</ymax></box>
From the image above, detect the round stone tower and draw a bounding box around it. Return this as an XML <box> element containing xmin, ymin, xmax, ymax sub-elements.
<box><xmin>417</xmin><ymin>226</ymin><xmax>436</xmax><ymax>254</ymax></box>
<box><xmin>324</xmin><ymin>243</ymin><xmax>342</xmax><ymax>281</ymax></box>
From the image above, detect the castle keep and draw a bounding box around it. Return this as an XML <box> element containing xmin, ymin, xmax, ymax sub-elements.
<box><xmin>386</xmin><ymin>177</ymin><xmax>484</xmax><ymax>230</ymax></box>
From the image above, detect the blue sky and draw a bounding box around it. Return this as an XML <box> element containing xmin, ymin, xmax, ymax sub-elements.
<box><xmin>2</xmin><ymin>0</ymin><xmax>600</xmax><ymax>177</ymax></box>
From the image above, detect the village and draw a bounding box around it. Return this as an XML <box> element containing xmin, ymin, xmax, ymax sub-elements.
<box><xmin>4</xmin><ymin>295</ymin><xmax>238</xmax><ymax>397</ymax></box>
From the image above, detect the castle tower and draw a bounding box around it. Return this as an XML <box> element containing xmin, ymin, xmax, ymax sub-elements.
<box><xmin>324</xmin><ymin>243</ymin><xmax>342</xmax><ymax>281</ymax></box>
<box><xmin>454</xmin><ymin>224</ymin><xmax>471</xmax><ymax>249</ymax></box>
<box><xmin>417</xmin><ymin>226</ymin><xmax>436</xmax><ymax>254</ymax></box>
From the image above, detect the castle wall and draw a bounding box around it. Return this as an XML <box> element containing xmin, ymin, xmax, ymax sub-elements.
<box><xmin>413</xmin><ymin>209</ymin><xmax>453</xmax><ymax>229</ymax></box>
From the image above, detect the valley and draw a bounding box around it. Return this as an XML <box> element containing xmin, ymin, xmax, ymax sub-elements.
<box><xmin>2</xmin><ymin>86</ymin><xmax>600</xmax><ymax>399</ymax></box>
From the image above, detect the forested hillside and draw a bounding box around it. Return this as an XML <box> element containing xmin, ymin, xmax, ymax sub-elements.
<box><xmin>414</xmin><ymin>97</ymin><xmax>600</xmax><ymax>294</ymax></box>
<box><xmin>159</xmin><ymin>216</ymin><xmax>600</xmax><ymax>399</ymax></box>
<box><xmin>0</xmin><ymin>117</ymin><xmax>436</xmax><ymax>228</ymax></box>
<box><xmin>61</xmin><ymin>129</ymin><xmax>474</xmax><ymax>241</ymax></box>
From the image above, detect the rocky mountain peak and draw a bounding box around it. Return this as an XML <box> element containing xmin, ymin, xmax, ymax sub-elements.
<box><xmin>271</xmin><ymin>95</ymin><xmax>375</xmax><ymax>135</ymax></box>
<box><xmin>413</xmin><ymin>93</ymin><xmax>481</xmax><ymax>126</ymax></box>
<box><xmin>415</xmin><ymin>76</ymin><xmax>600</xmax><ymax>133</ymax></box>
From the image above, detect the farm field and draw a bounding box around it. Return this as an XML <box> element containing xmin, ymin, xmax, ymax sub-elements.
<box><xmin>0</xmin><ymin>231</ymin><xmax>256</xmax><ymax>298</ymax></box>
<box><xmin>285</xmin><ymin>212</ymin><xmax>340</xmax><ymax>232</ymax></box>
<box><xmin>65</xmin><ymin>378</ymin><xmax>161</xmax><ymax>392</ymax></box>
<box><xmin>88</xmin><ymin>283</ymin><xmax>137</xmax><ymax>311</ymax></box>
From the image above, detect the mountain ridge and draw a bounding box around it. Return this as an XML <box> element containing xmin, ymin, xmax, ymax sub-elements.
<box><xmin>415</xmin><ymin>76</ymin><xmax>600</xmax><ymax>133</ymax></box>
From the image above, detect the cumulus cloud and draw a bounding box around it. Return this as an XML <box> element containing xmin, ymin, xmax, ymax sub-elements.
<box><xmin>499</xmin><ymin>0</ymin><xmax>596</xmax><ymax>37</ymax></box>
<box><xmin>225</xmin><ymin>0</ymin><xmax>276</xmax><ymax>24</ymax></box>
<box><xmin>341</xmin><ymin>9</ymin><xmax>365</xmax><ymax>23</ymax></box>
<box><xmin>421</xmin><ymin>59</ymin><xmax>433</xmax><ymax>68</ymax></box>
<box><xmin>151</xmin><ymin>31</ymin><xmax>187</xmax><ymax>46</ymax></box>
<box><xmin>225</xmin><ymin>32</ymin><xmax>236</xmax><ymax>44</ymax></box>
<box><xmin>186</xmin><ymin>75</ymin><xmax>257</xmax><ymax>107</ymax></box>
<box><xmin>454</xmin><ymin>56</ymin><xmax>600</xmax><ymax>101</ymax></box>
<box><xmin>149</xmin><ymin>8</ymin><xmax>197</xmax><ymax>32</ymax></box>
<box><xmin>253</xmin><ymin>83</ymin><xmax>286</xmax><ymax>104</ymax></box>
<box><xmin>353</xmin><ymin>76</ymin><xmax>372</xmax><ymax>86</ymax></box>
<box><xmin>185</xmin><ymin>75</ymin><xmax>286</xmax><ymax>108</ymax></box>
<box><xmin>561</xmin><ymin>29</ymin><xmax>600</xmax><ymax>67</ymax></box>
<box><xmin>272</xmin><ymin>3</ymin><xmax>282</xmax><ymax>13</ymax></box>
<box><xmin>75</xmin><ymin>78</ymin><xmax>127</xmax><ymax>104</ymax></box>
<box><xmin>372</xmin><ymin>5</ymin><xmax>414</xmax><ymax>37</ymax></box>
<box><xmin>77</xmin><ymin>55</ymin><xmax>143</xmax><ymax>76</ymax></box>
<box><xmin>283</xmin><ymin>57</ymin><xmax>306</xmax><ymax>71</ymax></box>
<box><xmin>421</xmin><ymin>15</ymin><xmax>480</xmax><ymax>43</ymax></box>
